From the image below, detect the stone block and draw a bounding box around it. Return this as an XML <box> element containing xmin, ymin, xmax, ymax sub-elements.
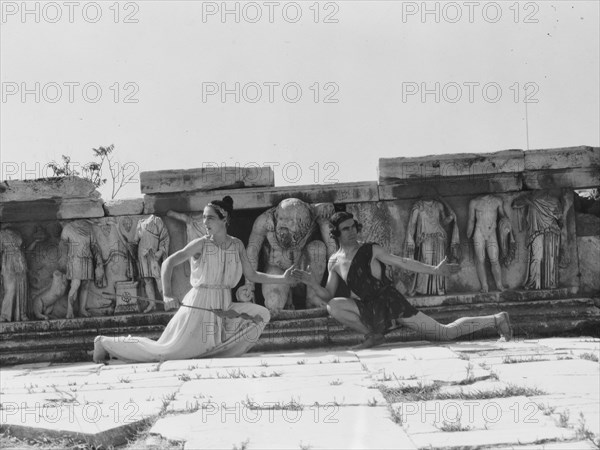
<box><xmin>0</xmin><ymin>177</ymin><xmax>101</xmax><ymax>202</ymax></box>
<box><xmin>346</xmin><ymin>202</ymin><xmax>396</xmax><ymax>250</ymax></box>
<box><xmin>577</xmin><ymin>236</ymin><xmax>600</xmax><ymax>293</ymax></box>
<box><xmin>524</xmin><ymin>146</ymin><xmax>600</xmax><ymax>171</ymax></box>
<box><xmin>523</xmin><ymin>167</ymin><xmax>600</xmax><ymax>190</ymax></box>
<box><xmin>379</xmin><ymin>149</ymin><xmax>524</xmax><ymax>183</ymax></box>
<box><xmin>139</xmin><ymin>166</ymin><xmax>275</xmax><ymax>194</ymax></box>
<box><xmin>0</xmin><ymin>198</ymin><xmax>105</xmax><ymax>222</ymax></box>
<box><xmin>378</xmin><ymin>173</ymin><xmax>522</xmax><ymax>200</ymax></box>
<box><xmin>103</xmin><ymin>198</ymin><xmax>144</xmax><ymax>216</ymax></box>
<box><xmin>576</xmin><ymin>213</ymin><xmax>600</xmax><ymax>236</ymax></box>
<box><xmin>144</xmin><ymin>181</ymin><xmax>379</xmax><ymax>213</ymax></box>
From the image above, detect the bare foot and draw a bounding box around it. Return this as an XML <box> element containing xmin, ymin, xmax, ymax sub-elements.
<box><xmin>93</xmin><ymin>336</ymin><xmax>108</xmax><ymax>363</ymax></box>
<box><xmin>495</xmin><ymin>312</ymin><xmax>513</xmax><ymax>342</ymax></box>
<box><xmin>66</xmin><ymin>307</ymin><xmax>74</xmax><ymax>319</ymax></box>
<box><xmin>20</xmin><ymin>315</ymin><xmax>29</xmax><ymax>321</ymax></box>
<box><xmin>0</xmin><ymin>316</ymin><xmax>9</xmax><ymax>322</ymax></box>
<box><xmin>143</xmin><ymin>304</ymin><xmax>156</xmax><ymax>314</ymax></box>
<box><xmin>480</xmin><ymin>286</ymin><xmax>489</xmax><ymax>293</ymax></box>
<box><xmin>352</xmin><ymin>333</ymin><xmax>385</xmax><ymax>350</ymax></box>
<box><xmin>80</xmin><ymin>309</ymin><xmax>90</xmax><ymax>318</ymax></box>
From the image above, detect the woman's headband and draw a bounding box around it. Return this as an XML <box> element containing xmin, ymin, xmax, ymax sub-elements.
<box><xmin>207</xmin><ymin>202</ymin><xmax>229</xmax><ymax>221</ymax></box>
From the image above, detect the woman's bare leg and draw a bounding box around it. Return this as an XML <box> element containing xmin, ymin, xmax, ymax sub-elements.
<box><xmin>398</xmin><ymin>311</ymin><xmax>512</xmax><ymax>341</ymax></box>
<box><xmin>93</xmin><ymin>336</ymin><xmax>108</xmax><ymax>363</ymax></box>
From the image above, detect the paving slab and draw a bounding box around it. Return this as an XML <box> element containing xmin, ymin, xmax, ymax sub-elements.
<box><xmin>1</xmin><ymin>338</ymin><xmax>599</xmax><ymax>448</ymax></box>
<box><xmin>151</xmin><ymin>405</ymin><xmax>416</xmax><ymax>449</ymax></box>
<box><xmin>157</xmin><ymin>351</ymin><xmax>359</xmax><ymax>371</ymax></box>
<box><xmin>409</xmin><ymin>426</ymin><xmax>577</xmax><ymax>449</ymax></box>
<box><xmin>0</xmin><ymin>400</ymin><xmax>155</xmax><ymax>447</ymax></box>
<box><xmin>491</xmin><ymin>360</ymin><xmax>600</xmax><ymax>396</ymax></box>
<box><xmin>493</xmin><ymin>440</ymin><xmax>599</xmax><ymax>449</ymax></box>
<box><xmin>393</xmin><ymin>396</ymin><xmax>555</xmax><ymax>434</ymax></box>
<box><xmin>436</xmin><ymin>380</ymin><xmax>512</xmax><ymax>397</ymax></box>
<box><xmin>362</xmin><ymin>357</ymin><xmax>491</xmax><ymax>384</ymax></box>
<box><xmin>168</xmin><ymin>376</ymin><xmax>386</xmax><ymax>412</ymax></box>
<box><xmin>531</xmin><ymin>394</ymin><xmax>600</xmax><ymax>435</ymax></box>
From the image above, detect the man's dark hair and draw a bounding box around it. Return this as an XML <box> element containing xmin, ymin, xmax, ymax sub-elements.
<box><xmin>329</xmin><ymin>211</ymin><xmax>362</xmax><ymax>239</ymax></box>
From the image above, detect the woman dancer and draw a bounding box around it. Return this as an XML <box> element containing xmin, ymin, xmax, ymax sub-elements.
<box><xmin>93</xmin><ymin>197</ymin><xmax>294</xmax><ymax>363</ymax></box>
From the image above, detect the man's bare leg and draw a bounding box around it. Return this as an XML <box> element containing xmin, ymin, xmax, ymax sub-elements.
<box><xmin>327</xmin><ymin>298</ymin><xmax>384</xmax><ymax>349</ymax></box>
<box><xmin>473</xmin><ymin>237</ymin><xmax>489</xmax><ymax>293</ymax></box>
<box><xmin>398</xmin><ymin>311</ymin><xmax>513</xmax><ymax>341</ymax></box>
<box><xmin>487</xmin><ymin>242</ymin><xmax>505</xmax><ymax>292</ymax></box>
<box><xmin>79</xmin><ymin>280</ymin><xmax>90</xmax><ymax>317</ymax></box>
<box><xmin>66</xmin><ymin>279</ymin><xmax>81</xmax><ymax>319</ymax></box>
<box><xmin>304</xmin><ymin>241</ymin><xmax>328</xmax><ymax>309</ymax></box>
<box><xmin>143</xmin><ymin>279</ymin><xmax>157</xmax><ymax>313</ymax></box>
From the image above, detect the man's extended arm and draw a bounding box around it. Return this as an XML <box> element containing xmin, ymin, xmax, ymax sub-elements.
<box><xmin>294</xmin><ymin>257</ymin><xmax>339</xmax><ymax>302</ymax></box>
<box><xmin>373</xmin><ymin>244</ymin><xmax>459</xmax><ymax>276</ymax></box>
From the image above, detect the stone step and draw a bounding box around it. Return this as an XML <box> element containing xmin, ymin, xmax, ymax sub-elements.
<box><xmin>0</xmin><ymin>319</ymin><xmax>331</xmax><ymax>351</ymax></box>
<box><xmin>0</xmin><ymin>297</ymin><xmax>598</xmax><ymax>366</ymax></box>
<box><xmin>0</xmin><ymin>286</ymin><xmax>584</xmax><ymax>336</ymax></box>
<box><xmin>0</xmin><ymin>315</ymin><xmax>330</xmax><ymax>343</ymax></box>
<box><xmin>423</xmin><ymin>297</ymin><xmax>599</xmax><ymax>318</ymax></box>
<box><xmin>1</xmin><ymin>316</ymin><xmax>595</xmax><ymax>367</ymax></box>
<box><xmin>0</xmin><ymin>308</ymin><xmax>329</xmax><ymax>335</ymax></box>
<box><xmin>408</xmin><ymin>287</ymin><xmax>580</xmax><ymax>308</ymax></box>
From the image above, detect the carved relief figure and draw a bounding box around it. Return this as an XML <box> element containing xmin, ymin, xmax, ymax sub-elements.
<box><xmin>0</xmin><ymin>229</ymin><xmax>29</xmax><ymax>322</ymax></box>
<box><xmin>96</xmin><ymin>217</ymin><xmax>138</xmax><ymax>283</ymax></box>
<box><xmin>133</xmin><ymin>215</ymin><xmax>170</xmax><ymax>313</ymax></box>
<box><xmin>61</xmin><ymin>220</ymin><xmax>105</xmax><ymax>318</ymax></box>
<box><xmin>237</xmin><ymin>198</ymin><xmax>336</xmax><ymax>311</ymax></box>
<box><xmin>466</xmin><ymin>194</ymin><xmax>514</xmax><ymax>292</ymax></box>
<box><xmin>167</xmin><ymin>210</ymin><xmax>206</xmax><ymax>242</ymax></box>
<box><xmin>404</xmin><ymin>198</ymin><xmax>459</xmax><ymax>296</ymax></box>
<box><xmin>512</xmin><ymin>191</ymin><xmax>564</xmax><ymax>290</ymax></box>
<box><xmin>32</xmin><ymin>270</ymin><xmax>68</xmax><ymax>320</ymax></box>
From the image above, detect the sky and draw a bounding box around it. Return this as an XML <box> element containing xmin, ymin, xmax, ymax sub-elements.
<box><xmin>1</xmin><ymin>0</ymin><xmax>599</xmax><ymax>200</ymax></box>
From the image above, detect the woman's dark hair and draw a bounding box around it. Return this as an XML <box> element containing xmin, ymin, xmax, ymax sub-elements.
<box><xmin>207</xmin><ymin>196</ymin><xmax>234</xmax><ymax>224</ymax></box>
<box><xmin>329</xmin><ymin>211</ymin><xmax>362</xmax><ymax>239</ymax></box>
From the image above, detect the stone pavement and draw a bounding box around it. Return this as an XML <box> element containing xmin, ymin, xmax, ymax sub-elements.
<box><xmin>1</xmin><ymin>337</ymin><xmax>598</xmax><ymax>449</ymax></box>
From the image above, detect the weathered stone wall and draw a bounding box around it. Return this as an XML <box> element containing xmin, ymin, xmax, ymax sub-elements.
<box><xmin>1</xmin><ymin>147</ymin><xmax>598</xmax><ymax>322</ymax></box>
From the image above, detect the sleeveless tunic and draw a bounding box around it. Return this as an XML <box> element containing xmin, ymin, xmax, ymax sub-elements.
<box><xmin>347</xmin><ymin>243</ymin><xmax>418</xmax><ymax>335</ymax></box>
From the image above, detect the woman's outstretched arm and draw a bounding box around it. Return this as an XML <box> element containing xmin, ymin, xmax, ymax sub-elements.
<box><xmin>235</xmin><ymin>238</ymin><xmax>295</xmax><ymax>285</ymax></box>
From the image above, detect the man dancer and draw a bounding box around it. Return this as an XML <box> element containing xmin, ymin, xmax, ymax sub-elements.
<box><xmin>294</xmin><ymin>212</ymin><xmax>513</xmax><ymax>349</ymax></box>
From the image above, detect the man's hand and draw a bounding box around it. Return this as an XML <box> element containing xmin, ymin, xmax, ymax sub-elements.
<box><xmin>236</xmin><ymin>283</ymin><xmax>255</xmax><ymax>303</ymax></box>
<box><xmin>435</xmin><ymin>258</ymin><xmax>461</xmax><ymax>276</ymax></box>
<box><xmin>292</xmin><ymin>266</ymin><xmax>317</xmax><ymax>287</ymax></box>
<box><xmin>282</xmin><ymin>263</ymin><xmax>301</xmax><ymax>285</ymax></box>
